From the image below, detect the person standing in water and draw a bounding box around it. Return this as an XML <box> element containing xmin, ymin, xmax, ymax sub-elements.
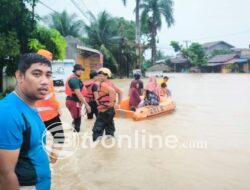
<box><xmin>129</xmin><ymin>80</ymin><xmax>141</xmax><ymax>111</ymax></box>
<box><xmin>82</xmin><ymin>70</ymin><xmax>99</xmax><ymax>119</ymax></box>
<box><xmin>65</xmin><ymin>64</ymin><xmax>91</xmax><ymax>132</ymax></box>
<box><xmin>92</xmin><ymin>68</ymin><xmax>119</xmax><ymax>141</ymax></box>
<box><xmin>35</xmin><ymin>49</ymin><xmax>64</xmax><ymax>163</ymax></box>
<box><xmin>129</xmin><ymin>72</ymin><xmax>144</xmax><ymax>96</ymax></box>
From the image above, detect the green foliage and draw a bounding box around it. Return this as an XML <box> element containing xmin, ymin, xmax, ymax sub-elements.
<box><xmin>0</xmin><ymin>32</ymin><xmax>20</xmax><ymax>77</ymax></box>
<box><xmin>170</xmin><ymin>41</ymin><xmax>182</xmax><ymax>52</ymax></box>
<box><xmin>28</xmin><ymin>39</ymin><xmax>46</xmax><ymax>52</ymax></box>
<box><xmin>0</xmin><ymin>32</ymin><xmax>20</xmax><ymax>58</ymax></box>
<box><xmin>156</xmin><ymin>50</ymin><xmax>167</xmax><ymax>60</ymax></box>
<box><xmin>0</xmin><ymin>0</ymin><xmax>38</xmax><ymax>91</ymax></box>
<box><xmin>170</xmin><ymin>41</ymin><xmax>207</xmax><ymax>67</ymax></box>
<box><xmin>186</xmin><ymin>43</ymin><xmax>207</xmax><ymax>66</ymax></box>
<box><xmin>140</xmin><ymin>0</ymin><xmax>174</xmax><ymax>65</ymax></box>
<box><xmin>84</xmin><ymin>11</ymin><xmax>136</xmax><ymax>76</ymax></box>
<box><xmin>29</xmin><ymin>27</ymin><xmax>66</xmax><ymax>60</ymax></box>
<box><xmin>116</xmin><ymin>18</ymin><xmax>136</xmax><ymax>42</ymax></box>
<box><xmin>0</xmin><ymin>0</ymin><xmax>37</xmax><ymax>53</ymax></box>
<box><xmin>210</xmin><ymin>49</ymin><xmax>234</xmax><ymax>58</ymax></box>
<box><xmin>142</xmin><ymin>59</ymin><xmax>151</xmax><ymax>69</ymax></box>
<box><xmin>44</xmin><ymin>10</ymin><xmax>84</xmax><ymax>37</ymax></box>
<box><xmin>84</xmin><ymin>11</ymin><xmax>118</xmax><ymax>71</ymax></box>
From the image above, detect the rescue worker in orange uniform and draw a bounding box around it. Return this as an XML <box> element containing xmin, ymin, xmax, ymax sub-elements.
<box><xmin>92</xmin><ymin>68</ymin><xmax>122</xmax><ymax>141</ymax></box>
<box><xmin>35</xmin><ymin>49</ymin><xmax>64</xmax><ymax>163</ymax></box>
<box><xmin>82</xmin><ymin>70</ymin><xmax>99</xmax><ymax>119</ymax></box>
<box><xmin>65</xmin><ymin>64</ymin><xmax>91</xmax><ymax>132</ymax></box>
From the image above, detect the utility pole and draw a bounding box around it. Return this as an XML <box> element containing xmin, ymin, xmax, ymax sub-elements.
<box><xmin>32</xmin><ymin>0</ymin><xmax>36</xmax><ymax>30</ymax></box>
<box><xmin>135</xmin><ymin>0</ymin><xmax>141</xmax><ymax>69</ymax></box>
<box><xmin>183</xmin><ymin>40</ymin><xmax>191</xmax><ymax>49</ymax></box>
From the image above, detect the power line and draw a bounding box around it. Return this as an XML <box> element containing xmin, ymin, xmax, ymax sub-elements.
<box><xmin>78</xmin><ymin>0</ymin><xmax>91</xmax><ymax>13</ymax></box>
<box><xmin>75</xmin><ymin>0</ymin><xmax>96</xmax><ymax>22</ymax></box>
<box><xmin>70</xmin><ymin>0</ymin><xmax>90</xmax><ymax>23</ymax></box>
<box><xmin>38</xmin><ymin>0</ymin><xmax>59</xmax><ymax>14</ymax></box>
<box><xmin>191</xmin><ymin>30</ymin><xmax>250</xmax><ymax>41</ymax></box>
<box><xmin>37</xmin><ymin>0</ymin><xmax>65</xmax><ymax>35</ymax></box>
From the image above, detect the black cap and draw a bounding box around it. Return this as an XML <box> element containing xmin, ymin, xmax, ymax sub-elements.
<box><xmin>73</xmin><ymin>64</ymin><xmax>84</xmax><ymax>72</ymax></box>
<box><xmin>89</xmin><ymin>70</ymin><xmax>98</xmax><ymax>79</ymax></box>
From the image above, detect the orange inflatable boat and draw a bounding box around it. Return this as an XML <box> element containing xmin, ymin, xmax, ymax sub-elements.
<box><xmin>115</xmin><ymin>96</ymin><xmax>176</xmax><ymax>121</ymax></box>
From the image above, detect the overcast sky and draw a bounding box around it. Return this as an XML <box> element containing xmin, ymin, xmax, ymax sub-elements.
<box><xmin>36</xmin><ymin>0</ymin><xmax>250</xmax><ymax>55</ymax></box>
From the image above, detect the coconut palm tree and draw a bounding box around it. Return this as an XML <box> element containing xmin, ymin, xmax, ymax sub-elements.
<box><xmin>121</xmin><ymin>0</ymin><xmax>142</xmax><ymax>67</ymax></box>
<box><xmin>140</xmin><ymin>0</ymin><xmax>174</xmax><ymax>65</ymax></box>
<box><xmin>83</xmin><ymin>11</ymin><xmax>119</xmax><ymax>71</ymax></box>
<box><xmin>44</xmin><ymin>10</ymin><xmax>84</xmax><ymax>37</ymax></box>
<box><xmin>84</xmin><ymin>11</ymin><xmax>136</xmax><ymax>76</ymax></box>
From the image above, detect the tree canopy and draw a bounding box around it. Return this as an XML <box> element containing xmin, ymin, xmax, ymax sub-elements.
<box><xmin>140</xmin><ymin>0</ymin><xmax>174</xmax><ymax>65</ymax></box>
<box><xmin>170</xmin><ymin>41</ymin><xmax>207</xmax><ymax>66</ymax></box>
<box><xmin>83</xmin><ymin>11</ymin><xmax>136</xmax><ymax>76</ymax></box>
<box><xmin>28</xmin><ymin>27</ymin><xmax>66</xmax><ymax>60</ymax></box>
<box><xmin>44</xmin><ymin>10</ymin><xmax>84</xmax><ymax>37</ymax></box>
<box><xmin>0</xmin><ymin>0</ymin><xmax>37</xmax><ymax>91</ymax></box>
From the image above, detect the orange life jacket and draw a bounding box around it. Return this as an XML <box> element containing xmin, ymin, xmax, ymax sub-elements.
<box><xmin>97</xmin><ymin>82</ymin><xmax>112</xmax><ymax>111</ymax></box>
<box><xmin>35</xmin><ymin>82</ymin><xmax>60</xmax><ymax>122</ymax></box>
<box><xmin>82</xmin><ymin>80</ymin><xmax>95</xmax><ymax>103</ymax></box>
<box><xmin>65</xmin><ymin>74</ymin><xmax>78</xmax><ymax>97</ymax></box>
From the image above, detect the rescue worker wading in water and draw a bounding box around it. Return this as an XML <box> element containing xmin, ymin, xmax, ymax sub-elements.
<box><xmin>65</xmin><ymin>64</ymin><xmax>91</xmax><ymax>132</ymax></box>
<box><xmin>92</xmin><ymin>68</ymin><xmax>122</xmax><ymax>141</ymax></box>
<box><xmin>35</xmin><ymin>49</ymin><xmax>64</xmax><ymax>164</ymax></box>
<box><xmin>82</xmin><ymin>70</ymin><xmax>99</xmax><ymax>119</ymax></box>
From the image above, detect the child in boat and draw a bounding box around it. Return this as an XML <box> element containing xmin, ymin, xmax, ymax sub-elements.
<box><xmin>160</xmin><ymin>76</ymin><xmax>171</xmax><ymax>97</ymax></box>
<box><xmin>129</xmin><ymin>80</ymin><xmax>141</xmax><ymax>111</ymax></box>
<box><xmin>160</xmin><ymin>82</ymin><xmax>167</xmax><ymax>96</ymax></box>
<box><xmin>139</xmin><ymin>76</ymin><xmax>160</xmax><ymax>107</ymax></box>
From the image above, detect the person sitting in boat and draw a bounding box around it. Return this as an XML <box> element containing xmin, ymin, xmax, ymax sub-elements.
<box><xmin>159</xmin><ymin>76</ymin><xmax>172</xmax><ymax>97</ymax></box>
<box><xmin>160</xmin><ymin>82</ymin><xmax>167</xmax><ymax>97</ymax></box>
<box><xmin>139</xmin><ymin>76</ymin><xmax>160</xmax><ymax>107</ymax></box>
<box><xmin>129</xmin><ymin>80</ymin><xmax>141</xmax><ymax>111</ymax></box>
<box><xmin>129</xmin><ymin>71</ymin><xmax>144</xmax><ymax>96</ymax></box>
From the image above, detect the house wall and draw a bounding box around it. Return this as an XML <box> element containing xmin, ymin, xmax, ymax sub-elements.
<box><xmin>145</xmin><ymin>71</ymin><xmax>163</xmax><ymax>77</ymax></box>
<box><xmin>78</xmin><ymin>54</ymin><xmax>103</xmax><ymax>80</ymax></box>
<box><xmin>65</xmin><ymin>36</ymin><xmax>83</xmax><ymax>61</ymax></box>
<box><xmin>221</xmin><ymin>65</ymin><xmax>232</xmax><ymax>73</ymax></box>
<box><xmin>242</xmin><ymin>63</ymin><xmax>250</xmax><ymax>73</ymax></box>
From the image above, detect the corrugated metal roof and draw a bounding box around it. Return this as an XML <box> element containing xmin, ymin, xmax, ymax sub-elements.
<box><xmin>225</xmin><ymin>58</ymin><xmax>248</xmax><ymax>64</ymax></box>
<box><xmin>147</xmin><ymin>64</ymin><xmax>172</xmax><ymax>72</ymax></box>
<box><xmin>202</xmin><ymin>41</ymin><xmax>234</xmax><ymax>49</ymax></box>
<box><xmin>170</xmin><ymin>57</ymin><xmax>188</xmax><ymax>64</ymax></box>
<box><xmin>77</xmin><ymin>45</ymin><xmax>101</xmax><ymax>55</ymax></box>
<box><xmin>207</xmin><ymin>58</ymin><xmax>248</xmax><ymax>66</ymax></box>
<box><xmin>208</xmin><ymin>54</ymin><xmax>238</xmax><ymax>63</ymax></box>
<box><xmin>206</xmin><ymin>62</ymin><xmax>225</xmax><ymax>66</ymax></box>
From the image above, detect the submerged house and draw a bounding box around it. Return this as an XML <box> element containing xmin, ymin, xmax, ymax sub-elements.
<box><xmin>202</xmin><ymin>41</ymin><xmax>234</xmax><ymax>57</ymax></box>
<box><xmin>232</xmin><ymin>48</ymin><xmax>250</xmax><ymax>73</ymax></box>
<box><xmin>169</xmin><ymin>55</ymin><xmax>189</xmax><ymax>72</ymax></box>
<box><xmin>146</xmin><ymin>64</ymin><xmax>172</xmax><ymax>77</ymax></box>
<box><xmin>205</xmin><ymin>54</ymin><xmax>249</xmax><ymax>73</ymax></box>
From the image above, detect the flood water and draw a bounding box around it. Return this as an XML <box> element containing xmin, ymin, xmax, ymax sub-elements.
<box><xmin>52</xmin><ymin>74</ymin><xmax>250</xmax><ymax>190</ymax></box>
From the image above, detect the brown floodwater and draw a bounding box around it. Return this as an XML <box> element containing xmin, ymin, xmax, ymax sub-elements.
<box><xmin>52</xmin><ymin>74</ymin><xmax>250</xmax><ymax>190</ymax></box>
